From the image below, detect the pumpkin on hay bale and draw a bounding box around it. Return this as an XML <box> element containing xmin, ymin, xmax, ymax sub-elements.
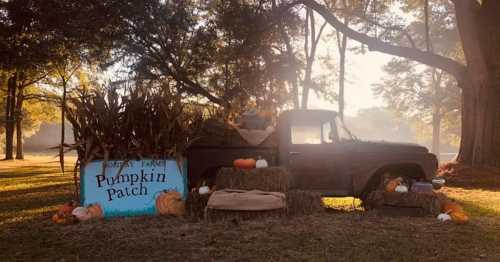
<box><xmin>216</xmin><ymin>167</ymin><xmax>289</xmax><ymax>193</ymax></box>
<box><xmin>286</xmin><ymin>190</ymin><xmax>324</xmax><ymax>216</ymax></box>
<box><xmin>364</xmin><ymin>190</ymin><xmax>444</xmax><ymax>216</ymax></box>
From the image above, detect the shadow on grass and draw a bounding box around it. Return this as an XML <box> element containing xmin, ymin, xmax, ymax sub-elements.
<box><xmin>0</xmin><ymin>167</ymin><xmax>67</xmax><ymax>178</ymax></box>
<box><xmin>0</xmin><ymin>184</ymin><xmax>74</xmax><ymax>212</ymax></box>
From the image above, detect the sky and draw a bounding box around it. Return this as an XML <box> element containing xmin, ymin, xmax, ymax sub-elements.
<box><xmin>309</xmin><ymin>47</ymin><xmax>392</xmax><ymax>116</ymax></box>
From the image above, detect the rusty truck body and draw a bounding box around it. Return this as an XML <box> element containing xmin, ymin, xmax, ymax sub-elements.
<box><xmin>187</xmin><ymin>109</ymin><xmax>438</xmax><ymax>200</ymax></box>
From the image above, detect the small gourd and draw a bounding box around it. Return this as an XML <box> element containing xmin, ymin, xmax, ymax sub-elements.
<box><xmin>198</xmin><ymin>186</ymin><xmax>210</xmax><ymax>195</ymax></box>
<box><xmin>255</xmin><ymin>157</ymin><xmax>268</xmax><ymax>168</ymax></box>
<box><xmin>72</xmin><ymin>207</ymin><xmax>92</xmax><ymax>221</ymax></box>
<box><xmin>437</xmin><ymin>213</ymin><xmax>452</xmax><ymax>222</ymax></box>
<box><xmin>395</xmin><ymin>185</ymin><xmax>408</xmax><ymax>193</ymax></box>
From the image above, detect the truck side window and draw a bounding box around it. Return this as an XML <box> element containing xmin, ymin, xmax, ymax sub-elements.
<box><xmin>291</xmin><ymin>124</ymin><xmax>322</xmax><ymax>144</ymax></box>
<box><xmin>290</xmin><ymin>121</ymin><xmax>333</xmax><ymax>144</ymax></box>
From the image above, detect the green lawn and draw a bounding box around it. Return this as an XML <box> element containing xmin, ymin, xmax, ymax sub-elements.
<box><xmin>1</xmin><ymin>156</ymin><xmax>500</xmax><ymax>261</ymax></box>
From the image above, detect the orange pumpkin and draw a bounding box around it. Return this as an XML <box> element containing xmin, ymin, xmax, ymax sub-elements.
<box><xmin>450</xmin><ymin>211</ymin><xmax>469</xmax><ymax>224</ymax></box>
<box><xmin>442</xmin><ymin>201</ymin><xmax>464</xmax><ymax>214</ymax></box>
<box><xmin>87</xmin><ymin>203</ymin><xmax>104</xmax><ymax>219</ymax></box>
<box><xmin>156</xmin><ymin>191</ymin><xmax>185</xmax><ymax>217</ymax></box>
<box><xmin>233</xmin><ymin>158</ymin><xmax>256</xmax><ymax>170</ymax></box>
<box><xmin>51</xmin><ymin>212</ymin><xmax>78</xmax><ymax>225</ymax></box>
<box><xmin>385</xmin><ymin>177</ymin><xmax>403</xmax><ymax>192</ymax></box>
<box><xmin>58</xmin><ymin>201</ymin><xmax>76</xmax><ymax>216</ymax></box>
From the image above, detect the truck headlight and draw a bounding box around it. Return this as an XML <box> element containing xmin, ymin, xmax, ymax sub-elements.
<box><xmin>432</xmin><ymin>177</ymin><xmax>446</xmax><ymax>189</ymax></box>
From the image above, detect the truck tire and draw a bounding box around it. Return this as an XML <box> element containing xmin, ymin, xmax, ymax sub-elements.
<box><xmin>360</xmin><ymin>170</ymin><xmax>417</xmax><ymax>210</ymax></box>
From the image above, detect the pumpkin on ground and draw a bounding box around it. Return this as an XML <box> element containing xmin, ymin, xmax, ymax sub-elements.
<box><xmin>156</xmin><ymin>190</ymin><xmax>186</xmax><ymax>217</ymax></box>
<box><xmin>450</xmin><ymin>211</ymin><xmax>469</xmax><ymax>224</ymax></box>
<box><xmin>72</xmin><ymin>207</ymin><xmax>92</xmax><ymax>221</ymax></box>
<box><xmin>58</xmin><ymin>201</ymin><xmax>77</xmax><ymax>216</ymax></box>
<box><xmin>442</xmin><ymin>201</ymin><xmax>464</xmax><ymax>214</ymax></box>
<box><xmin>87</xmin><ymin>203</ymin><xmax>104</xmax><ymax>219</ymax></box>
<box><xmin>442</xmin><ymin>201</ymin><xmax>469</xmax><ymax>224</ymax></box>
<box><xmin>52</xmin><ymin>212</ymin><xmax>78</xmax><ymax>225</ymax></box>
<box><xmin>233</xmin><ymin>158</ymin><xmax>256</xmax><ymax>170</ymax></box>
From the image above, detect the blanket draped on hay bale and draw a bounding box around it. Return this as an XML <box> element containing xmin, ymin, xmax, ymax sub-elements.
<box><xmin>207</xmin><ymin>189</ymin><xmax>286</xmax><ymax>210</ymax></box>
<box><xmin>216</xmin><ymin>167</ymin><xmax>289</xmax><ymax>193</ymax></box>
<box><xmin>286</xmin><ymin>190</ymin><xmax>324</xmax><ymax>216</ymax></box>
<box><xmin>365</xmin><ymin>190</ymin><xmax>444</xmax><ymax>216</ymax></box>
<box><xmin>205</xmin><ymin>189</ymin><xmax>286</xmax><ymax>222</ymax></box>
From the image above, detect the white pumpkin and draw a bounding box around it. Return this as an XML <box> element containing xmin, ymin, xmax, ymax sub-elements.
<box><xmin>255</xmin><ymin>159</ymin><xmax>268</xmax><ymax>168</ymax></box>
<box><xmin>437</xmin><ymin>213</ymin><xmax>452</xmax><ymax>222</ymax></box>
<box><xmin>395</xmin><ymin>185</ymin><xmax>408</xmax><ymax>193</ymax></box>
<box><xmin>198</xmin><ymin>186</ymin><xmax>210</xmax><ymax>195</ymax></box>
<box><xmin>72</xmin><ymin>206</ymin><xmax>92</xmax><ymax>221</ymax></box>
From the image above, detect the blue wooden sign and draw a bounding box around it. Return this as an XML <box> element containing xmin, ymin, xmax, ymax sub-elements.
<box><xmin>81</xmin><ymin>159</ymin><xmax>187</xmax><ymax>217</ymax></box>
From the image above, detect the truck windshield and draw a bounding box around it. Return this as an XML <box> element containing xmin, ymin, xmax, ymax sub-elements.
<box><xmin>290</xmin><ymin>121</ymin><xmax>333</xmax><ymax>144</ymax></box>
<box><xmin>335</xmin><ymin>116</ymin><xmax>356</xmax><ymax>141</ymax></box>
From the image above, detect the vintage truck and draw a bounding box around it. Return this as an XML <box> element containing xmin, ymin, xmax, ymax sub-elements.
<box><xmin>187</xmin><ymin>109</ymin><xmax>439</xmax><ymax>202</ymax></box>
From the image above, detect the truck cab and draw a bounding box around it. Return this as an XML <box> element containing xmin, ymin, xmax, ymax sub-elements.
<box><xmin>277</xmin><ymin>110</ymin><xmax>438</xmax><ymax>197</ymax></box>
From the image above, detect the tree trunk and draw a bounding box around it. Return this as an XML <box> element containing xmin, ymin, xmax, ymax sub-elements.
<box><xmin>60</xmin><ymin>78</ymin><xmax>67</xmax><ymax>172</ymax></box>
<box><xmin>454</xmin><ymin>0</ymin><xmax>500</xmax><ymax>167</ymax></box>
<box><xmin>4</xmin><ymin>74</ymin><xmax>16</xmax><ymax>160</ymax></box>
<box><xmin>431</xmin><ymin>109</ymin><xmax>441</xmax><ymax>160</ymax></box>
<box><xmin>15</xmin><ymin>84</ymin><xmax>24</xmax><ymax>160</ymax></box>
<box><xmin>456</xmin><ymin>80</ymin><xmax>475</xmax><ymax>165</ymax></box>
<box><xmin>337</xmin><ymin>28</ymin><xmax>347</xmax><ymax>120</ymax></box>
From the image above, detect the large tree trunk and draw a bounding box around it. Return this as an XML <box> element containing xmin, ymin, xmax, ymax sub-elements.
<box><xmin>431</xmin><ymin>109</ymin><xmax>441</xmax><ymax>160</ymax></box>
<box><xmin>456</xmin><ymin>80</ymin><xmax>475</xmax><ymax>165</ymax></box>
<box><xmin>4</xmin><ymin>74</ymin><xmax>16</xmax><ymax>160</ymax></box>
<box><xmin>15</xmin><ymin>84</ymin><xmax>24</xmax><ymax>160</ymax></box>
<box><xmin>454</xmin><ymin>0</ymin><xmax>500</xmax><ymax>167</ymax></box>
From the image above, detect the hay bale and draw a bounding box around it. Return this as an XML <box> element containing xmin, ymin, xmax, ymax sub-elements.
<box><xmin>365</xmin><ymin>190</ymin><xmax>443</xmax><ymax>216</ymax></box>
<box><xmin>286</xmin><ymin>190</ymin><xmax>324</xmax><ymax>216</ymax></box>
<box><xmin>185</xmin><ymin>191</ymin><xmax>211</xmax><ymax>221</ymax></box>
<box><xmin>205</xmin><ymin>208</ymin><xmax>286</xmax><ymax>223</ymax></box>
<box><xmin>216</xmin><ymin>167</ymin><xmax>289</xmax><ymax>193</ymax></box>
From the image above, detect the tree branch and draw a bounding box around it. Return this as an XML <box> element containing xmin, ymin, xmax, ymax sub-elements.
<box><xmin>301</xmin><ymin>0</ymin><xmax>466</xmax><ymax>81</ymax></box>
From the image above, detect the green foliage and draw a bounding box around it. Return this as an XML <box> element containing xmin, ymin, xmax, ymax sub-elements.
<box><xmin>119</xmin><ymin>0</ymin><xmax>299</xmax><ymax>115</ymax></box>
<box><xmin>0</xmin><ymin>71</ymin><xmax>58</xmax><ymax>154</ymax></box>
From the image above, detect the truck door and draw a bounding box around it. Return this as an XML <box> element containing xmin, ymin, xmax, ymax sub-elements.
<box><xmin>286</xmin><ymin>118</ymin><xmax>352</xmax><ymax>196</ymax></box>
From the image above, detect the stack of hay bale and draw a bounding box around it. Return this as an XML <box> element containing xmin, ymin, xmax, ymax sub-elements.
<box><xmin>202</xmin><ymin>167</ymin><xmax>323</xmax><ymax>221</ymax></box>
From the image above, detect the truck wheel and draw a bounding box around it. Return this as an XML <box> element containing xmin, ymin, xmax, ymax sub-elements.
<box><xmin>360</xmin><ymin>172</ymin><xmax>413</xmax><ymax>210</ymax></box>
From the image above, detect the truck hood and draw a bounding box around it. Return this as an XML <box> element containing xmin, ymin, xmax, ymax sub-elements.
<box><xmin>346</xmin><ymin>140</ymin><xmax>429</xmax><ymax>154</ymax></box>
